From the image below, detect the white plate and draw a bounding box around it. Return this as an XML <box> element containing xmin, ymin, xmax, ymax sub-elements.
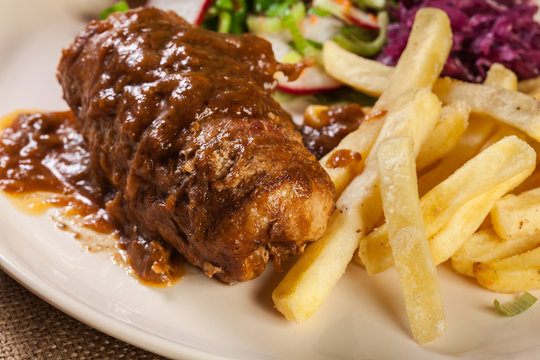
<box><xmin>1</xmin><ymin>1</ymin><xmax>540</xmax><ymax>359</ymax></box>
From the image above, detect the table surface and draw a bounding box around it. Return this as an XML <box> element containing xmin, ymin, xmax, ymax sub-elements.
<box><xmin>0</xmin><ymin>269</ymin><xmax>167</xmax><ymax>360</ymax></box>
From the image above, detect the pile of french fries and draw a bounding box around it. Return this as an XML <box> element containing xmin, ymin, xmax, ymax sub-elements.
<box><xmin>272</xmin><ymin>7</ymin><xmax>540</xmax><ymax>344</ymax></box>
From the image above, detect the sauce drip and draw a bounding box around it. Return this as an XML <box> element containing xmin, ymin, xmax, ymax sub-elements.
<box><xmin>326</xmin><ymin>149</ymin><xmax>363</xmax><ymax>169</ymax></box>
<box><xmin>298</xmin><ymin>103</ymin><xmax>365</xmax><ymax>159</ymax></box>
<box><xmin>0</xmin><ymin>111</ymin><xmax>183</xmax><ymax>286</ymax></box>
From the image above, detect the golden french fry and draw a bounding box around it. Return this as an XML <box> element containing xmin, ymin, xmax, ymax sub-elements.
<box><xmin>418</xmin><ymin>64</ymin><xmax>518</xmax><ymax>195</ymax></box>
<box><xmin>484</xmin><ymin>63</ymin><xmax>518</xmax><ymax>91</ymax></box>
<box><xmin>474</xmin><ymin>246</ymin><xmax>540</xmax><ymax>293</ymax></box>
<box><xmin>452</xmin><ymin>228</ymin><xmax>540</xmax><ymax>277</ymax></box>
<box><xmin>479</xmin><ymin>124</ymin><xmax>525</xmax><ymax>151</ymax></box>
<box><xmin>429</xmin><ymin>162</ymin><xmax>534</xmax><ymax>265</ymax></box>
<box><xmin>322</xmin><ymin>40</ymin><xmax>392</xmax><ymax>97</ymax></box>
<box><xmin>359</xmin><ymin>136</ymin><xmax>537</xmax><ymax>275</ymax></box>
<box><xmin>417</xmin><ymin>117</ymin><xmax>495</xmax><ymax>196</ymax></box>
<box><xmin>273</xmin><ymin>88</ymin><xmax>440</xmax><ymax>322</ymax></box>
<box><xmin>377</xmin><ymin>136</ymin><xmax>445</xmax><ymax>344</ymax></box>
<box><xmin>320</xmin><ymin>115</ymin><xmax>383</xmax><ymax>197</ymax></box>
<box><xmin>320</xmin><ymin>7</ymin><xmax>452</xmax><ymax>195</ymax></box>
<box><xmin>433</xmin><ymin>77</ymin><xmax>540</xmax><ymax>142</ymax></box>
<box><xmin>273</xmin><ymin>8</ymin><xmax>452</xmax><ymax>324</ymax></box>
<box><xmin>416</xmin><ymin>102</ymin><xmax>471</xmax><ymax>171</ymax></box>
<box><xmin>518</xmin><ymin>76</ymin><xmax>540</xmax><ymax>96</ymax></box>
<box><xmin>491</xmin><ymin>187</ymin><xmax>540</xmax><ymax>240</ymax></box>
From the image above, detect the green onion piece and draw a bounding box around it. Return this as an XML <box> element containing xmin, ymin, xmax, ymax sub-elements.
<box><xmin>308</xmin><ymin>7</ymin><xmax>332</xmax><ymax>17</ymax></box>
<box><xmin>217</xmin><ymin>11</ymin><xmax>232</xmax><ymax>33</ymax></box>
<box><xmin>289</xmin><ymin>1</ymin><xmax>306</xmax><ymax>22</ymax></box>
<box><xmin>246</xmin><ymin>15</ymin><xmax>283</xmax><ymax>33</ymax></box>
<box><xmin>282</xmin><ymin>13</ymin><xmax>317</xmax><ymax>57</ymax></box>
<box><xmin>229</xmin><ymin>0</ymin><xmax>248</xmax><ymax>34</ymax></box>
<box><xmin>99</xmin><ymin>1</ymin><xmax>129</xmax><ymax>20</ymax></box>
<box><xmin>215</xmin><ymin>0</ymin><xmax>234</xmax><ymax>11</ymax></box>
<box><xmin>307</xmin><ymin>39</ymin><xmax>323</xmax><ymax>50</ymax></box>
<box><xmin>254</xmin><ymin>0</ymin><xmax>275</xmax><ymax>14</ymax></box>
<box><xmin>494</xmin><ymin>292</ymin><xmax>537</xmax><ymax>317</ymax></box>
<box><xmin>332</xmin><ymin>11</ymin><xmax>388</xmax><ymax>57</ymax></box>
<box><xmin>266</xmin><ymin>0</ymin><xmax>297</xmax><ymax>18</ymax></box>
<box><xmin>352</xmin><ymin>0</ymin><xmax>386</xmax><ymax>10</ymax></box>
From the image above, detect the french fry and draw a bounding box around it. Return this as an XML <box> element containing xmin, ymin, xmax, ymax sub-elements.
<box><xmin>474</xmin><ymin>246</ymin><xmax>540</xmax><ymax>293</ymax></box>
<box><xmin>324</xmin><ymin>44</ymin><xmax>540</xmax><ymax>142</ymax></box>
<box><xmin>484</xmin><ymin>63</ymin><xmax>518</xmax><ymax>91</ymax></box>
<box><xmin>417</xmin><ymin>117</ymin><xmax>495</xmax><ymax>196</ymax></box>
<box><xmin>417</xmin><ymin>66</ymin><xmax>516</xmax><ymax>195</ymax></box>
<box><xmin>273</xmin><ymin>88</ymin><xmax>440</xmax><ymax>322</ymax></box>
<box><xmin>320</xmin><ymin>7</ymin><xmax>452</xmax><ymax>195</ymax></box>
<box><xmin>377</xmin><ymin>136</ymin><xmax>445</xmax><ymax>344</ymax></box>
<box><xmin>452</xmin><ymin>228</ymin><xmax>540</xmax><ymax>277</ymax></box>
<box><xmin>518</xmin><ymin>76</ymin><xmax>540</xmax><ymax>97</ymax></box>
<box><xmin>479</xmin><ymin>124</ymin><xmax>525</xmax><ymax>152</ymax></box>
<box><xmin>429</xmin><ymin>161</ymin><xmax>534</xmax><ymax>265</ymax></box>
<box><xmin>433</xmin><ymin>77</ymin><xmax>540</xmax><ymax>142</ymax></box>
<box><xmin>322</xmin><ymin>40</ymin><xmax>392</xmax><ymax>98</ymax></box>
<box><xmin>359</xmin><ymin>136</ymin><xmax>536</xmax><ymax>275</ymax></box>
<box><xmin>416</xmin><ymin>102</ymin><xmax>471</xmax><ymax>171</ymax></box>
<box><xmin>273</xmin><ymin>8</ymin><xmax>453</xmax><ymax>322</ymax></box>
<box><xmin>320</xmin><ymin>114</ymin><xmax>383</xmax><ymax>197</ymax></box>
<box><xmin>491</xmin><ymin>187</ymin><xmax>540</xmax><ymax>240</ymax></box>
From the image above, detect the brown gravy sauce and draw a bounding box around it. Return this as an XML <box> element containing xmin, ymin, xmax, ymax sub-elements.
<box><xmin>0</xmin><ymin>111</ymin><xmax>183</xmax><ymax>286</ymax></box>
<box><xmin>299</xmin><ymin>103</ymin><xmax>366</xmax><ymax>159</ymax></box>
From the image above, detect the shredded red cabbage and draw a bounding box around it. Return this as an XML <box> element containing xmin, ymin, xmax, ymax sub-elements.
<box><xmin>377</xmin><ymin>0</ymin><xmax>540</xmax><ymax>82</ymax></box>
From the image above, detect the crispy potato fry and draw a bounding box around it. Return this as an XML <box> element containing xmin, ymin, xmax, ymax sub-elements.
<box><xmin>491</xmin><ymin>187</ymin><xmax>540</xmax><ymax>240</ymax></box>
<box><xmin>484</xmin><ymin>63</ymin><xmax>518</xmax><ymax>91</ymax></box>
<box><xmin>479</xmin><ymin>124</ymin><xmax>525</xmax><ymax>151</ymax></box>
<box><xmin>322</xmin><ymin>40</ymin><xmax>392</xmax><ymax>98</ymax></box>
<box><xmin>377</xmin><ymin>136</ymin><xmax>445</xmax><ymax>344</ymax></box>
<box><xmin>320</xmin><ymin>7</ymin><xmax>452</xmax><ymax>195</ymax></box>
<box><xmin>324</xmin><ymin>47</ymin><xmax>540</xmax><ymax>142</ymax></box>
<box><xmin>429</xmin><ymin>162</ymin><xmax>534</xmax><ymax>265</ymax></box>
<box><xmin>433</xmin><ymin>77</ymin><xmax>540</xmax><ymax>142</ymax></box>
<box><xmin>273</xmin><ymin>88</ymin><xmax>440</xmax><ymax>322</ymax></box>
<box><xmin>416</xmin><ymin>102</ymin><xmax>471</xmax><ymax>171</ymax></box>
<box><xmin>320</xmin><ymin>114</ymin><xmax>383</xmax><ymax>197</ymax></box>
<box><xmin>417</xmin><ymin>117</ymin><xmax>495</xmax><ymax>196</ymax></box>
<box><xmin>474</xmin><ymin>246</ymin><xmax>540</xmax><ymax>293</ymax></box>
<box><xmin>519</xmin><ymin>76</ymin><xmax>540</xmax><ymax>96</ymax></box>
<box><xmin>418</xmin><ymin>66</ymin><xmax>517</xmax><ymax>195</ymax></box>
<box><xmin>359</xmin><ymin>136</ymin><xmax>536</xmax><ymax>275</ymax></box>
<box><xmin>452</xmin><ymin>228</ymin><xmax>540</xmax><ymax>277</ymax></box>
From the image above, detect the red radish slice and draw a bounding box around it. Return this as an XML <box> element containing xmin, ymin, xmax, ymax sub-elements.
<box><xmin>145</xmin><ymin>0</ymin><xmax>211</xmax><ymax>25</ymax></box>
<box><xmin>346</xmin><ymin>7</ymin><xmax>379</xmax><ymax>29</ymax></box>
<box><xmin>276</xmin><ymin>66</ymin><xmax>342</xmax><ymax>95</ymax></box>
<box><xmin>260</xmin><ymin>34</ymin><xmax>342</xmax><ymax>94</ymax></box>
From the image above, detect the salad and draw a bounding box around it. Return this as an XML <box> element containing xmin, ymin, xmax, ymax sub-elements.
<box><xmin>140</xmin><ymin>0</ymin><xmax>540</xmax><ymax>95</ymax></box>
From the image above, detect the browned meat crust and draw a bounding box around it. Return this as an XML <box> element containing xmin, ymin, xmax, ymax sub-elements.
<box><xmin>57</xmin><ymin>7</ymin><xmax>335</xmax><ymax>283</ymax></box>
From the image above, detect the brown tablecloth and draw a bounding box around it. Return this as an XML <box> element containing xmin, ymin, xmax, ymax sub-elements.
<box><xmin>0</xmin><ymin>270</ymin><xmax>167</xmax><ymax>359</ymax></box>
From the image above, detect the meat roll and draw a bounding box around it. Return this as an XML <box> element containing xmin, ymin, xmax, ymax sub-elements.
<box><xmin>57</xmin><ymin>7</ymin><xmax>335</xmax><ymax>283</ymax></box>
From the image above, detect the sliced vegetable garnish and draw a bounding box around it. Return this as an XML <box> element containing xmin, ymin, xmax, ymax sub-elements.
<box><xmin>100</xmin><ymin>1</ymin><xmax>129</xmax><ymax>20</ymax></box>
<box><xmin>204</xmin><ymin>0</ymin><xmax>248</xmax><ymax>33</ymax></box>
<box><xmin>246</xmin><ymin>15</ymin><xmax>283</xmax><ymax>33</ymax></box>
<box><xmin>494</xmin><ymin>292</ymin><xmax>537</xmax><ymax>317</ymax></box>
<box><xmin>333</xmin><ymin>11</ymin><xmax>388</xmax><ymax>57</ymax></box>
<box><xmin>352</xmin><ymin>0</ymin><xmax>386</xmax><ymax>10</ymax></box>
